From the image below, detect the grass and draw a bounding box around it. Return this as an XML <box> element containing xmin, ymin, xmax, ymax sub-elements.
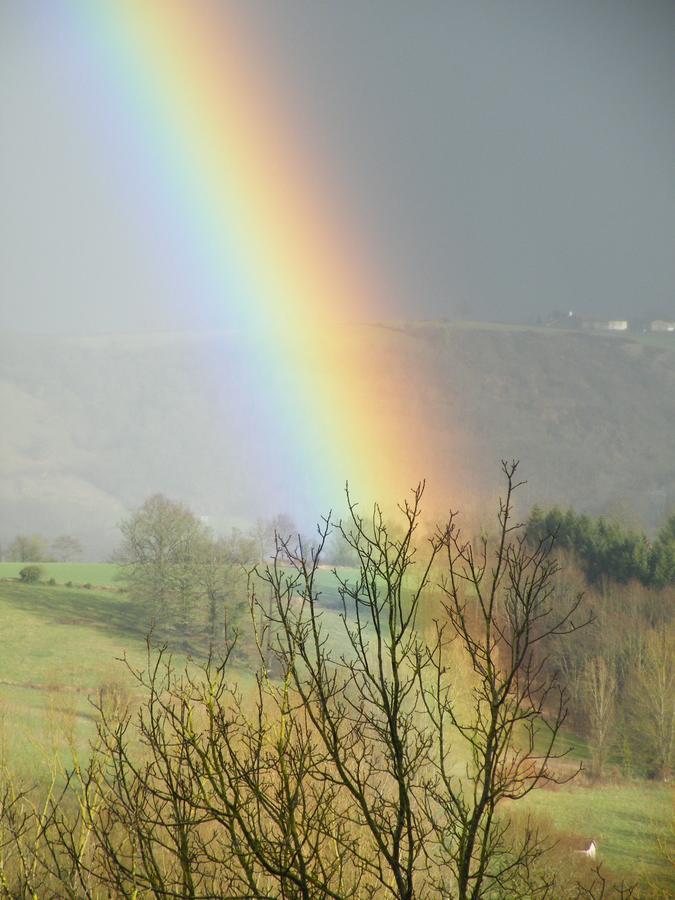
<box><xmin>0</xmin><ymin>561</ymin><xmax>122</xmax><ymax>586</ymax></box>
<box><xmin>0</xmin><ymin>565</ymin><xmax>350</xmax><ymax>778</ymax></box>
<box><xmin>0</xmin><ymin>576</ymin><xmax>263</xmax><ymax>778</ymax></box>
<box><xmin>1</xmin><ymin>564</ymin><xmax>672</xmax><ymax>892</ymax></box>
<box><xmin>524</xmin><ymin>782</ymin><xmax>673</xmax><ymax>891</ymax></box>
<box><xmin>0</xmin><ymin>578</ymin><xmax>155</xmax><ymax>777</ymax></box>
<box><xmin>0</xmin><ymin>562</ymin><xmax>359</xmax><ymax>596</ymax></box>
<box><xmin>312</xmin><ymin>565</ymin><xmax>360</xmax><ymax>609</ymax></box>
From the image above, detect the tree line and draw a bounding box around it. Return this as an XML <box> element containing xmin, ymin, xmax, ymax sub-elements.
<box><xmin>525</xmin><ymin>506</ymin><xmax>675</xmax><ymax>588</ymax></box>
<box><xmin>1</xmin><ymin>534</ymin><xmax>83</xmax><ymax>563</ymax></box>
<box><xmin>524</xmin><ymin>508</ymin><xmax>674</xmax><ymax>782</ymax></box>
<box><xmin>539</xmin><ymin>565</ymin><xmax>673</xmax><ymax>783</ymax></box>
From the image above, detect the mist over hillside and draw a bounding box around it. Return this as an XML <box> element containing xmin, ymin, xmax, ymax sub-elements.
<box><xmin>2</xmin><ymin>323</ymin><xmax>674</xmax><ymax>559</ymax></box>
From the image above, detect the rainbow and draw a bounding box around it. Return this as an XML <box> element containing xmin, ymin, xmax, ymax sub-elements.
<box><xmin>52</xmin><ymin>0</ymin><xmax>456</xmax><ymax>519</ymax></box>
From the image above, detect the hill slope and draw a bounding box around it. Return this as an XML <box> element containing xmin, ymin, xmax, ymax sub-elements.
<box><xmin>1</xmin><ymin>324</ymin><xmax>674</xmax><ymax>556</ymax></box>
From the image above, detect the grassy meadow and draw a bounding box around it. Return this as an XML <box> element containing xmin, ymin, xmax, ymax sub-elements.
<box><xmin>0</xmin><ymin>563</ymin><xmax>351</xmax><ymax>778</ymax></box>
<box><xmin>0</xmin><ymin>575</ymin><xmax>157</xmax><ymax>779</ymax></box>
<box><xmin>0</xmin><ymin>561</ymin><xmax>121</xmax><ymax>586</ymax></box>
<box><xmin>0</xmin><ymin>564</ymin><xmax>672</xmax><ymax>892</ymax></box>
<box><xmin>524</xmin><ymin>783</ymin><xmax>673</xmax><ymax>893</ymax></box>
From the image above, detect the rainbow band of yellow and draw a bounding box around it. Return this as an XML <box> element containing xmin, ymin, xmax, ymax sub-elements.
<box><xmin>64</xmin><ymin>0</ymin><xmax>450</xmax><ymax>515</ymax></box>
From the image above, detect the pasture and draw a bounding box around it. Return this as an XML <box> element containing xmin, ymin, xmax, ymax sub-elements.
<box><xmin>524</xmin><ymin>783</ymin><xmax>673</xmax><ymax>894</ymax></box>
<box><xmin>0</xmin><ymin>564</ymin><xmax>672</xmax><ymax>892</ymax></box>
<box><xmin>0</xmin><ymin>561</ymin><xmax>121</xmax><ymax>586</ymax></box>
<box><xmin>0</xmin><ymin>563</ymin><xmax>350</xmax><ymax>777</ymax></box>
<box><xmin>0</xmin><ymin>577</ymin><xmax>158</xmax><ymax>778</ymax></box>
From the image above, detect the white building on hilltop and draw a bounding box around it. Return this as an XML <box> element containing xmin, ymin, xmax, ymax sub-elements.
<box><xmin>582</xmin><ymin>319</ymin><xmax>628</xmax><ymax>332</ymax></box>
<box><xmin>650</xmin><ymin>320</ymin><xmax>675</xmax><ymax>332</ymax></box>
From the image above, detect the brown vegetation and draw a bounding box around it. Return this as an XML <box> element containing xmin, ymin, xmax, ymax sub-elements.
<box><xmin>0</xmin><ymin>465</ymin><xmax>643</xmax><ymax>898</ymax></box>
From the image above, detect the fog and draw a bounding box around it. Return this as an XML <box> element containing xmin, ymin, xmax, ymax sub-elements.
<box><xmin>1</xmin><ymin>2</ymin><xmax>674</xmax><ymax>554</ymax></box>
<box><xmin>1</xmin><ymin>0</ymin><xmax>674</xmax><ymax>334</ymax></box>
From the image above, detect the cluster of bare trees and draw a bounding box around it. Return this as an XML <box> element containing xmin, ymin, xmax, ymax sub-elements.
<box><xmin>580</xmin><ymin>623</ymin><xmax>674</xmax><ymax>782</ymax></box>
<box><xmin>525</xmin><ymin>505</ymin><xmax>675</xmax><ymax>782</ymax></box>
<box><xmin>2</xmin><ymin>465</ymin><xmax>640</xmax><ymax>898</ymax></box>
<box><xmin>544</xmin><ymin>564</ymin><xmax>674</xmax><ymax>782</ymax></box>
<box><xmin>2</xmin><ymin>534</ymin><xmax>83</xmax><ymax>563</ymax></box>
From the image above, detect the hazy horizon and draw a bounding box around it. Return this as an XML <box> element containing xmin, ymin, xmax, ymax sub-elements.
<box><xmin>2</xmin><ymin>0</ymin><xmax>674</xmax><ymax>335</ymax></box>
<box><xmin>2</xmin><ymin>1</ymin><xmax>674</xmax><ymax>548</ymax></box>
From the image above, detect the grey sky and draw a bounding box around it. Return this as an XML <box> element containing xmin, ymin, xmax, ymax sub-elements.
<box><xmin>1</xmin><ymin>0</ymin><xmax>674</xmax><ymax>334</ymax></box>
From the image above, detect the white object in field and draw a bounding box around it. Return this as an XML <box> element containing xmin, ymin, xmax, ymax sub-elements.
<box><xmin>575</xmin><ymin>840</ymin><xmax>597</xmax><ymax>859</ymax></box>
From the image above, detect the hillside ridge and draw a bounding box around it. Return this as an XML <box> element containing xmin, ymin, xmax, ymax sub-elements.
<box><xmin>2</xmin><ymin>323</ymin><xmax>674</xmax><ymax>556</ymax></box>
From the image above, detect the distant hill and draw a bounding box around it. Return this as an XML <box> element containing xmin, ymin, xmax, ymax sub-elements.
<box><xmin>1</xmin><ymin>324</ymin><xmax>674</xmax><ymax>557</ymax></box>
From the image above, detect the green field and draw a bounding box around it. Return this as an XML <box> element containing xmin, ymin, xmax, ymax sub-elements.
<box><xmin>0</xmin><ymin>578</ymin><xmax>157</xmax><ymax>778</ymax></box>
<box><xmin>0</xmin><ymin>564</ymin><xmax>351</xmax><ymax>777</ymax></box>
<box><xmin>0</xmin><ymin>562</ymin><xmax>360</xmax><ymax>597</ymax></box>
<box><xmin>524</xmin><ymin>784</ymin><xmax>673</xmax><ymax>893</ymax></box>
<box><xmin>0</xmin><ymin>561</ymin><xmax>122</xmax><ymax>586</ymax></box>
<box><xmin>0</xmin><ymin>565</ymin><xmax>672</xmax><ymax>892</ymax></box>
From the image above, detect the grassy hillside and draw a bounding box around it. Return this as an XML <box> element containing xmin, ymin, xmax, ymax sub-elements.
<box><xmin>0</xmin><ymin>562</ymin><xmax>121</xmax><ymax>585</ymax></box>
<box><xmin>0</xmin><ymin>565</ymin><xmax>350</xmax><ymax>778</ymax></box>
<box><xmin>2</xmin><ymin>324</ymin><xmax>675</xmax><ymax>558</ymax></box>
<box><xmin>0</xmin><ymin>578</ymin><xmax>150</xmax><ymax>777</ymax></box>
<box><xmin>0</xmin><ymin>565</ymin><xmax>671</xmax><ymax>891</ymax></box>
<box><xmin>524</xmin><ymin>783</ymin><xmax>673</xmax><ymax>893</ymax></box>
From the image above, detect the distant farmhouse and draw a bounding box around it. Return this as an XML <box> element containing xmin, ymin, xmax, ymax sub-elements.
<box><xmin>650</xmin><ymin>320</ymin><xmax>675</xmax><ymax>332</ymax></box>
<box><xmin>581</xmin><ymin>319</ymin><xmax>628</xmax><ymax>332</ymax></box>
<box><xmin>544</xmin><ymin>312</ymin><xmax>675</xmax><ymax>335</ymax></box>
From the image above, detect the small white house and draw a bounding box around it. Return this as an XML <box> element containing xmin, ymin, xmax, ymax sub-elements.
<box><xmin>574</xmin><ymin>840</ymin><xmax>597</xmax><ymax>860</ymax></box>
<box><xmin>650</xmin><ymin>320</ymin><xmax>675</xmax><ymax>333</ymax></box>
<box><xmin>582</xmin><ymin>319</ymin><xmax>628</xmax><ymax>332</ymax></box>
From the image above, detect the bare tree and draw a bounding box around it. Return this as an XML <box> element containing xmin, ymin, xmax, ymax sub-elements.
<box><xmin>7</xmin><ymin>533</ymin><xmax>48</xmax><ymax>563</ymax></box>
<box><xmin>583</xmin><ymin>657</ymin><xmax>616</xmax><ymax>780</ymax></box>
<box><xmin>425</xmin><ymin>461</ymin><xmax>587</xmax><ymax>897</ymax></box>
<box><xmin>51</xmin><ymin>534</ymin><xmax>83</xmax><ymax>562</ymax></box>
<box><xmin>633</xmin><ymin>627</ymin><xmax>674</xmax><ymax>780</ymax></box>
<box><xmin>250</xmin><ymin>461</ymin><xmax>587</xmax><ymax>897</ymax></box>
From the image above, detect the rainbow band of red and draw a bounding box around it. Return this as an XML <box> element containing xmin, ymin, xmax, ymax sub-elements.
<box><xmin>69</xmin><ymin>0</ymin><xmax>454</xmax><ymax>514</ymax></box>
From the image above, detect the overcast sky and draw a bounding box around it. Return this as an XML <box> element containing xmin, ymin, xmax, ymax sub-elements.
<box><xmin>1</xmin><ymin>0</ymin><xmax>674</xmax><ymax>334</ymax></box>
